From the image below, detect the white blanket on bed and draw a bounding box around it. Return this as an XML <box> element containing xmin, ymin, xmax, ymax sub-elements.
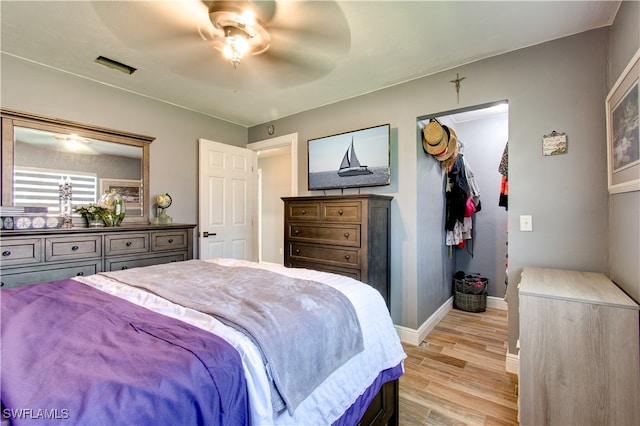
<box><xmin>76</xmin><ymin>259</ymin><xmax>406</xmax><ymax>425</ymax></box>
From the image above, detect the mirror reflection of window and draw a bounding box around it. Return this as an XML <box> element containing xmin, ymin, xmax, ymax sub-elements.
<box><xmin>13</xmin><ymin>167</ymin><xmax>97</xmax><ymax>214</ymax></box>
<box><xmin>13</xmin><ymin>126</ymin><xmax>142</xmax><ymax>215</ymax></box>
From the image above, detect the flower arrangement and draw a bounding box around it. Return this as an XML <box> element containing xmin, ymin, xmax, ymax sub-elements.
<box><xmin>73</xmin><ymin>203</ymin><xmax>112</xmax><ymax>218</ymax></box>
<box><xmin>73</xmin><ymin>202</ymin><xmax>113</xmax><ymax>226</ymax></box>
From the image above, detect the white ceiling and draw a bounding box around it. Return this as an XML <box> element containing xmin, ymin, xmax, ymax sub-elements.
<box><xmin>1</xmin><ymin>1</ymin><xmax>620</xmax><ymax>127</ymax></box>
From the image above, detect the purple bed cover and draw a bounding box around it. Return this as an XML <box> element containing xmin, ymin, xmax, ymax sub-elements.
<box><xmin>0</xmin><ymin>279</ymin><xmax>248</xmax><ymax>426</ymax></box>
<box><xmin>0</xmin><ymin>278</ymin><xmax>402</xmax><ymax>425</ymax></box>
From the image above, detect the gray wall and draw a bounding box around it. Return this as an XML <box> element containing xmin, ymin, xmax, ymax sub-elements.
<box><xmin>16</xmin><ymin>142</ymin><xmax>141</xmax><ymax>183</ymax></box>
<box><xmin>607</xmin><ymin>1</ymin><xmax>640</xmax><ymax>303</ymax></box>
<box><xmin>1</xmin><ymin>54</ymin><xmax>246</xmax><ymax>229</ymax></box>
<box><xmin>249</xmin><ymin>28</ymin><xmax>616</xmax><ymax>352</ymax></box>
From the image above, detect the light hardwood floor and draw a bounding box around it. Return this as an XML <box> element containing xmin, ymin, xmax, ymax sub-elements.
<box><xmin>399</xmin><ymin>308</ymin><xmax>518</xmax><ymax>425</ymax></box>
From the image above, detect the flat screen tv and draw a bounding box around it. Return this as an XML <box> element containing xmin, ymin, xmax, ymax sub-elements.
<box><xmin>307</xmin><ymin>124</ymin><xmax>390</xmax><ymax>191</ymax></box>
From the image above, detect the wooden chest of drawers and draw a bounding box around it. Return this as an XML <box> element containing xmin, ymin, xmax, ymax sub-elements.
<box><xmin>0</xmin><ymin>224</ymin><xmax>195</xmax><ymax>288</ymax></box>
<box><xmin>282</xmin><ymin>194</ymin><xmax>392</xmax><ymax>308</ymax></box>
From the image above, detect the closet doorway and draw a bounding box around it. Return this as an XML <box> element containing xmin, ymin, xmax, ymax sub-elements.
<box><xmin>425</xmin><ymin>101</ymin><xmax>509</xmax><ymax>298</ymax></box>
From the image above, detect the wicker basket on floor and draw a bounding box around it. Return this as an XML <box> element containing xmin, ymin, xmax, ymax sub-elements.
<box><xmin>454</xmin><ymin>273</ymin><xmax>488</xmax><ymax>313</ymax></box>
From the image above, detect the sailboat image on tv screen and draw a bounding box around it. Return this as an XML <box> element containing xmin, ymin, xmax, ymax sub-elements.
<box><xmin>338</xmin><ymin>138</ymin><xmax>373</xmax><ymax>177</ymax></box>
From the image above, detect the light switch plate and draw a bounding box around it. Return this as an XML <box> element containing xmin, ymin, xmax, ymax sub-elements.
<box><xmin>520</xmin><ymin>215</ymin><xmax>533</xmax><ymax>232</ymax></box>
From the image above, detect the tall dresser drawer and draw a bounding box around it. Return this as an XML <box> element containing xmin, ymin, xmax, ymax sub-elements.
<box><xmin>0</xmin><ymin>238</ymin><xmax>43</xmax><ymax>266</ymax></box>
<box><xmin>289</xmin><ymin>242</ymin><xmax>361</xmax><ymax>268</ymax></box>
<box><xmin>322</xmin><ymin>201</ymin><xmax>362</xmax><ymax>222</ymax></box>
<box><xmin>45</xmin><ymin>236</ymin><xmax>102</xmax><ymax>262</ymax></box>
<box><xmin>105</xmin><ymin>233</ymin><xmax>149</xmax><ymax>256</ymax></box>
<box><xmin>286</xmin><ymin>203</ymin><xmax>321</xmax><ymax>221</ymax></box>
<box><xmin>151</xmin><ymin>230</ymin><xmax>189</xmax><ymax>251</ymax></box>
<box><xmin>288</xmin><ymin>224</ymin><xmax>361</xmax><ymax>247</ymax></box>
<box><xmin>288</xmin><ymin>260</ymin><xmax>361</xmax><ymax>280</ymax></box>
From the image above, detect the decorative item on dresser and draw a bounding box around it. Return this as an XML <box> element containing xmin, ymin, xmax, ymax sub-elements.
<box><xmin>282</xmin><ymin>194</ymin><xmax>392</xmax><ymax>309</ymax></box>
<box><xmin>518</xmin><ymin>267</ymin><xmax>640</xmax><ymax>425</ymax></box>
<box><xmin>0</xmin><ymin>223</ymin><xmax>195</xmax><ymax>288</ymax></box>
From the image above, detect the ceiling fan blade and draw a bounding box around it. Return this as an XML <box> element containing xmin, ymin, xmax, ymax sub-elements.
<box><xmin>92</xmin><ymin>1</ymin><xmax>214</xmax><ymax>45</ymax></box>
<box><xmin>267</xmin><ymin>1</ymin><xmax>351</xmax><ymax>57</ymax></box>
<box><xmin>250</xmin><ymin>0</ymin><xmax>277</xmax><ymax>23</ymax></box>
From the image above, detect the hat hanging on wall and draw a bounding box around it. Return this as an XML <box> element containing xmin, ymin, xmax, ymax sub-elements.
<box><xmin>423</xmin><ymin>121</ymin><xmax>450</xmax><ymax>155</ymax></box>
<box><xmin>423</xmin><ymin>120</ymin><xmax>460</xmax><ymax>167</ymax></box>
<box><xmin>435</xmin><ymin>126</ymin><xmax>458</xmax><ymax>161</ymax></box>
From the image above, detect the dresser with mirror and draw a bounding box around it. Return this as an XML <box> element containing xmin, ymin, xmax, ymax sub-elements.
<box><xmin>1</xmin><ymin>109</ymin><xmax>195</xmax><ymax>288</ymax></box>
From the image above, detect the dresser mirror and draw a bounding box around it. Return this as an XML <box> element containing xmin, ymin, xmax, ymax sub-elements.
<box><xmin>1</xmin><ymin>109</ymin><xmax>154</xmax><ymax>225</ymax></box>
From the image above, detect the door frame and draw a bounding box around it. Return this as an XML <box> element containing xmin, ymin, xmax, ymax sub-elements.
<box><xmin>247</xmin><ymin>133</ymin><xmax>299</xmax><ymax>263</ymax></box>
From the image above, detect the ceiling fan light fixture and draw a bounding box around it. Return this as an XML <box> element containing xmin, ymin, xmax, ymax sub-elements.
<box><xmin>208</xmin><ymin>1</ymin><xmax>270</xmax><ymax>68</ymax></box>
<box><xmin>222</xmin><ymin>30</ymin><xmax>250</xmax><ymax>68</ymax></box>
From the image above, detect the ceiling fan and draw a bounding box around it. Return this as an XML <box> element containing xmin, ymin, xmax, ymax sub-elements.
<box><xmin>91</xmin><ymin>0</ymin><xmax>351</xmax><ymax>89</ymax></box>
<box><xmin>207</xmin><ymin>1</ymin><xmax>272</xmax><ymax>68</ymax></box>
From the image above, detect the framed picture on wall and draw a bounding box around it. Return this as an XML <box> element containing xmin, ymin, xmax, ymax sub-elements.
<box><xmin>99</xmin><ymin>178</ymin><xmax>142</xmax><ymax>210</ymax></box>
<box><xmin>606</xmin><ymin>48</ymin><xmax>640</xmax><ymax>194</ymax></box>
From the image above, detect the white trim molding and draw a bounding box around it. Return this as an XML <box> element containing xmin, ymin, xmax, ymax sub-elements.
<box><xmin>395</xmin><ymin>297</ymin><xmax>453</xmax><ymax>346</ymax></box>
<box><xmin>487</xmin><ymin>295</ymin><xmax>508</xmax><ymax>310</ymax></box>
<box><xmin>505</xmin><ymin>351</ymin><xmax>520</xmax><ymax>375</ymax></box>
<box><xmin>395</xmin><ymin>295</ymin><xmax>508</xmax><ymax>346</ymax></box>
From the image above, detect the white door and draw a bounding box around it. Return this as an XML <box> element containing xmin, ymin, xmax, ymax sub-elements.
<box><xmin>198</xmin><ymin>139</ymin><xmax>257</xmax><ymax>261</ymax></box>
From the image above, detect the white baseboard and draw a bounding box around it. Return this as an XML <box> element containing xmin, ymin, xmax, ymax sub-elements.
<box><xmin>395</xmin><ymin>295</ymin><xmax>508</xmax><ymax>346</ymax></box>
<box><xmin>505</xmin><ymin>351</ymin><xmax>519</xmax><ymax>375</ymax></box>
<box><xmin>395</xmin><ymin>297</ymin><xmax>453</xmax><ymax>346</ymax></box>
<box><xmin>487</xmin><ymin>295</ymin><xmax>508</xmax><ymax>310</ymax></box>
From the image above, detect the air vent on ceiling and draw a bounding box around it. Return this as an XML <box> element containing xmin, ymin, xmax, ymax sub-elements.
<box><xmin>94</xmin><ymin>56</ymin><xmax>137</xmax><ymax>75</ymax></box>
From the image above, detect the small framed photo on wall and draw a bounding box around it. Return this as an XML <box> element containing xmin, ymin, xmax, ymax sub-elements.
<box><xmin>606</xmin><ymin>48</ymin><xmax>640</xmax><ymax>194</ymax></box>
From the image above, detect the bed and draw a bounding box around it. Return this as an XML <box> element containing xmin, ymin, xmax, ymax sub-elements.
<box><xmin>1</xmin><ymin>258</ymin><xmax>405</xmax><ymax>425</ymax></box>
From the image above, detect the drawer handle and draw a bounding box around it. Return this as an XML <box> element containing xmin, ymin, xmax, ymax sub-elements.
<box><xmin>71</xmin><ymin>246</ymin><xmax>79</xmax><ymax>251</ymax></box>
<box><xmin>76</xmin><ymin>272</ymin><xmax>84</xmax><ymax>276</ymax></box>
<box><xmin>345</xmin><ymin>255</ymin><xmax>351</xmax><ymax>260</ymax></box>
<box><xmin>338</xmin><ymin>210</ymin><xmax>344</xmax><ymax>215</ymax></box>
<box><xmin>0</xmin><ymin>282</ymin><xmax>4</xmax><ymax>287</ymax></box>
<box><xmin>168</xmin><ymin>239</ymin><xmax>174</xmax><ymax>244</ymax></box>
<box><xmin>126</xmin><ymin>241</ymin><xmax>132</xmax><ymax>247</ymax></box>
<box><xmin>344</xmin><ymin>232</ymin><xmax>350</xmax><ymax>238</ymax></box>
<box><xmin>2</xmin><ymin>250</ymin><xmax>11</xmax><ymax>257</ymax></box>
<box><xmin>301</xmin><ymin>209</ymin><xmax>307</xmax><ymax>215</ymax></box>
<box><xmin>121</xmin><ymin>266</ymin><xmax>128</xmax><ymax>270</ymax></box>
<box><xmin>295</xmin><ymin>249</ymin><xmax>300</xmax><ymax>255</ymax></box>
<box><xmin>293</xmin><ymin>229</ymin><xmax>300</xmax><ymax>235</ymax></box>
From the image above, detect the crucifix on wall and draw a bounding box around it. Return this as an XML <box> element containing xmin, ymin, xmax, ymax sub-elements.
<box><xmin>450</xmin><ymin>73</ymin><xmax>466</xmax><ymax>104</ymax></box>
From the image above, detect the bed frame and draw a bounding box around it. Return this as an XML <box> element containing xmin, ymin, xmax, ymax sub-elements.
<box><xmin>359</xmin><ymin>379</ymin><xmax>399</xmax><ymax>426</ymax></box>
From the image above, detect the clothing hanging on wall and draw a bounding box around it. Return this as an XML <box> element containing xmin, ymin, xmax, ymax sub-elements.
<box><xmin>445</xmin><ymin>152</ymin><xmax>481</xmax><ymax>249</ymax></box>
<box><xmin>498</xmin><ymin>141</ymin><xmax>508</xmax><ymax>210</ymax></box>
<box><xmin>498</xmin><ymin>141</ymin><xmax>509</xmax><ymax>295</ymax></box>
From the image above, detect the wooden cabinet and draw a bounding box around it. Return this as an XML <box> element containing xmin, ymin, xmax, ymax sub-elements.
<box><xmin>283</xmin><ymin>194</ymin><xmax>392</xmax><ymax>308</ymax></box>
<box><xmin>0</xmin><ymin>224</ymin><xmax>195</xmax><ymax>288</ymax></box>
<box><xmin>518</xmin><ymin>267</ymin><xmax>640</xmax><ymax>425</ymax></box>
